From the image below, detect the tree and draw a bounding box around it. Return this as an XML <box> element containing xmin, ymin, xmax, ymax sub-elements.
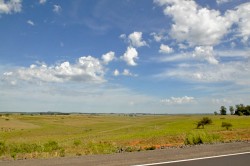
<box><xmin>220</xmin><ymin>106</ymin><xmax>227</xmax><ymax>115</ymax></box>
<box><xmin>221</xmin><ymin>122</ymin><xmax>232</xmax><ymax>130</ymax></box>
<box><xmin>196</xmin><ymin>117</ymin><xmax>212</xmax><ymax>129</ymax></box>
<box><xmin>235</xmin><ymin>104</ymin><xmax>250</xmax><ymax>116</ymax></box>
<box><xmin>229</xmin><ymin>106</ymin><xmax>235</xmax><ymax>115</ymax></box>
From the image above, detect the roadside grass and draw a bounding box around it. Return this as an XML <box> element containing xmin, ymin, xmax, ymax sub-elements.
<box><xmin>0</xmin><ymin>114</ymin><xmax>249</xmax><ymax>159</ymax></box>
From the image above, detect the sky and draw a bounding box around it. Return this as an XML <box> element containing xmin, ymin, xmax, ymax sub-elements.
<box><xmin>0</xmin><ymin>0</ymin><xmax>250</xmax><ymax>114</ymax></box>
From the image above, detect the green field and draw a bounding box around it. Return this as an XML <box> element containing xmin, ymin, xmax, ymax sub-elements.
<box><xmin>0</xmin><ymin>114</ymin><xmax>249</xmax><ymax>160</ymax></box>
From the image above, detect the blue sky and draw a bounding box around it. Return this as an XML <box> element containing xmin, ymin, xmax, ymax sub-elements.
<box><xmin>0</xmin><ymin>0</ymin><xmax>250</xmax><ymax>113</ymax></box>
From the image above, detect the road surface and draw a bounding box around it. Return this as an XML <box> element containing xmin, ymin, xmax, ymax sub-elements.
<box><xmin>134</xmin><ymin>152</ymin><xmax>250</xmax><ymax>166</ymax></box>
<box><xmin>0</xmin><ymin>142</ymin><xmax>250</xmax><ymax>166</ymax></box>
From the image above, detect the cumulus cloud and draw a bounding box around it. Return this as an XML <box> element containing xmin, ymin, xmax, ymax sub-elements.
<box><xmin>150</xmin><ymin>32</ymin><xmax>166</xmax><ymax>42</ymax></box>
<box><xmin>193</xmin><ymin>46</ymin><xmax>219</xmax><ymax>65</ymax></box>
<box><xmin>128</xmin><ymin>31</ymin><xmax>147</xmax><ymax>47</ymax></box>
<box><xmin>154</xmin><ymin>0</ymin><xmax>234</xmax><ymax>46</ymax></box>
<box><xmin>119</xmin><ymin>34</ymin><xmax>126</xmax><ymax>39</ymax></box>
<box><xmin>2</xmin><ymin>56</ymin><xmax>105</xmax><ymax>84</ymax></box>
<box><xmin>122</xmin><ymin>69</ymin><xmax>136</xmax><ymax>76</ymax></box>
<box><xmin>159</xmin><ymin>44</ymin><xmax>174</xmax><ymax>54</ymax></box>
<box><xmin>161</xmin><ymin>96</ymin><xmax>195</xmax><ymax>105</ymax></box>
<box><xmin>112</xmin><ymin>69</ymin><xmax>136</xmax><ymax>77</ymax></box>
<box><xmin>102</xmin><ymin>51</ymin><xmax>115</xmax><ymax>64</ymax></box>
<box><xmin>154</xmin><ymin>1</ymin><xmax>250</xmax><ymax>47</ymax></box>
<box><xmin>0</xmin><ymin>0</ymin><xmax>22</xmax><ymax>14</ymax></box>
<box><xmin>39</xmin><ymin>0</ymin><xmax>46</xmax><ymax>4</ymax></box>
<box><xmin>233</xmin><ymin>3</ymin><xmax>250</xmax><ymax>40</ymax></box>
<box><xmin>113</xmin><ymin>69</ymin><xmax>119</xmax><ymax>76</ymax></box>
<box><xmin>27</xmin><ymin>20</ymin><xmax>34</xmax><ymax>26</ymax></box>
<box><xmin>53</xmin><ymin>4</ymin><xmax>61</xmax><ymax>14</ymax></box>
<box><xmin>121</xmin><ymin>46</ymin><xmax>138</xmax><ymax>66</ymax></box>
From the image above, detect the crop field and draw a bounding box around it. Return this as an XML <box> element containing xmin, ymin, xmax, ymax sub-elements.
<box><xmin>0</xmin><ymin>114</ymin><xmax>249</xmax><ymax>160</ymax></box>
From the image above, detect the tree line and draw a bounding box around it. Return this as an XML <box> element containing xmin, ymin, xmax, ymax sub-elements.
<box><xmin>215</xmin><ymin>104</ymin><xmax>250</xmax><ymax>116</ymax></box>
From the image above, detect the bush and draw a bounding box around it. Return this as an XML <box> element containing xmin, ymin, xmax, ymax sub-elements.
<box><xmin>196</xmin><ymin>117</ymin><xmax>212</xmax><ymax>129</ymax></box>
<box><xmin>0</xmin><ymin>141</ymin><xmax>6</xmax><ymax>156</ymax></box>
<box><xmin>221</xmin><ymin>122</ymin><xmax>232</xmax><ymax>130</ymax></box>
<box><xmin>73</xmin><ymin>140</ymin><xmax>81</xmax><ymax>146</ymax></box>
<box><xmin>184</xmin><ymin>131</ymin><xmax>220</xmax><ymax>145</ymax></box>
<box><xmin>43</xmin><ymin>141</ymin><xmax>61</xmax><ymax>152</ymax></box>
<box><xmin>145</xmin><ymin>146</ymin><xmax>156</xmax><ymax>150</ymax></box>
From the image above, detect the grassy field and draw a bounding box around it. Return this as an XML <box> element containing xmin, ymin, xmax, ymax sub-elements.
<box><xmin>0</xmin><ymin>114</ymin><xmax>249</xmax><ymax>160</ymax></box>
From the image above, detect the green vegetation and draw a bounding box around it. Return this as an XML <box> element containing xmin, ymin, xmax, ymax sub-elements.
<box><xmin>184</xmin><ymin>131</ymin><xmax>220</xmax><ymax>145</ymax></box>
<box><xmin>235</xmin><ymin>104</ymin><xmax>250</xmax><ymax>116</ymax></box>
<box><xmin>221</xmin><ymin>122</ymin><xmax>233</xmax><ymax>130</ymax></box>
<box><xmin>218</xmin><ymin>104</ymin><xmax>250</xmax><ymax>116</ymax></box>
<box><xmin>0</xmin><ymin>114</ymin><xmax>249</xmax><ymax>160</ymax></box>
<box><xmin>220</xmin><ymin>106</ymin><xmax>227</xmax><ymax>115</ymax></box>
<box><xmin>196</xmin><ymin>117</ymin><xmax>212</xmax><ymax>129</ymax></box>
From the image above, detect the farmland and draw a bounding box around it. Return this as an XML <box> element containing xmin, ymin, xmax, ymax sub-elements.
<box><xmin>0</xmin><ymin>114</ymin><xmax>249</xmax><ymax>160</ymax></box>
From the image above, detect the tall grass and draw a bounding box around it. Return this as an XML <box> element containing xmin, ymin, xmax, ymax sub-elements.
<box><xmin>184</xmin><ymin>131</ymin><xmax>221</xmax><ymax>145</ymax></box>
<box><xmin>0</xmin><ymin>140</ymin><xmax>64</xmax><ymax>159</ymax></box>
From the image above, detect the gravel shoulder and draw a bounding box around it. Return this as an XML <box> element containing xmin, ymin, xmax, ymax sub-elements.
<box><xmin>1</xmin><ymin>142</ymin><xmax>250</xmax><ymax>166</ymax></box>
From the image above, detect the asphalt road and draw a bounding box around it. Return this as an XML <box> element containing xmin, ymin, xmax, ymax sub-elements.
<box><xmin>135</xmin><ymin>152</ymin><xmax>250</xmax><ymax>166</ymax></box>
<box><xmin>1</xmin><ymin>142</ymin><xmax>250</xmax><ymax>166</ymax></box>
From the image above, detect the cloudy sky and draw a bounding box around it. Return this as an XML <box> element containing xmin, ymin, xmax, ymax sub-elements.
<box><xmin>1</xmin><ymin>0</ymin><xmax>250</xmax><ymax>113</ymax></box>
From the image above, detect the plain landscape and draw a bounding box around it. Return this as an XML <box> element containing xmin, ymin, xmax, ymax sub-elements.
<box><xmin>0</xmin><ymin>114</ymin><xmax>249</xmax><ymax>160</ymax></box>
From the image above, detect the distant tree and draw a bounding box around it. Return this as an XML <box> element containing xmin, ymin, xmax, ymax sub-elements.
<box><xmin>196</xmin><ymin>117</ymin><xmax>212</xmax><ymax>129</ymax></box>
<box><xmin>220</xmin><ymin>106</ymin><xmax>227</xmax><ymax>115</ymax></box>
<box><xmin>214</xmin><ymin>111</ymin><xmax>218</xmax><ymax>115</ymax></box>
<box><xmin>235</xmin><ymin>104</ymin><xmax>250</xmax><ymax>116</ymax></box>
<box><xmin>229</xmin><ymin>106</ymin><xmax>235</xmax><ymax>115</ymax></box>
<box><xmin>221</xmin><ymin>122</ymin><xmax>232</xmax><ymax>130</ymax></box>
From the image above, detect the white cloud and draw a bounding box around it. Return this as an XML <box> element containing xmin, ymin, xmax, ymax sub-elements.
<box><xmin>212</xmin><ymin>98</ymin><xmax>232</xmax><ymax>105</ymax></box>
<box><xmin>150</xmin><ymin>32</ymin><xmax>166</xmax><ymax>42</ymax></box>
<box><xmin>233</xmin><ymin>3</ymin><xmax>250</xmax><ymax>39</ymax></box>
<box><xmin>121</xmin><ymin>46</ymin><xmax>138</xmax><ymax>66</ymax></box>
<box><xmin>193</xmin><ymin>46</ymin><xmax>219</xmax><ymax>65</ymax></box>
<box><xmin>102</xmin><ymin>51</ymin><xmax>115</xmax><ymax>64</ymax></box>
<box><xmin>128</xmin><ymin>31</ymin><xmax>147</xmax><ymax>47</ymax></box>
<box><xmin>122</xmin><ymin>69</ymin><xmax>134</xmax><ymax>76</ymax></box>
<box><xmin>113</xmin><ymin>69</ymin><xmax>119</xmax><ymax>76</ymax></box>
<box><xmin>0</xmin><ymin>0</ymin><xmax>22</xmax><ymax>14</ymax></box>
<box><xmin>27</xmin><ymin>20</ymin><xmax>35</xmax><ymax>26</ymax></box>
<box><xmin>2</xmin><ymin>56</ymin><xmax>105</xmax><ymax>84</ymax></box>
<box><xmin>122</xmin><ymin>69</ymin><xmax>130</xmax><ymax>76</ymax></box>
<box><xmin>39</xmin><ymin>0</ymin><xmax>46</xmax><ymax>4</ymax></box>
<box><xmin>157</xmin><ymin>52</ymin><xmax>191</xmax><ymax>62</ymax></box>
<box><xmin>161</xmin><ymin>96</ymin><xmax>195</xmax><ymax>105</ymax></box>
<box><xmin>113</xmin><ymin>69</ymin><xmax>136</xmax><ymax>77</ymax></box>
<box><xmin>178</xmin><ymin>43</ymin><xmax>188</xmax><ymax>50</ymax></box>
<box><xmin>154</xmin><ymin>0</ymin><xmax>234</xmax><ymax>46</ymax></box>
<box><xmin>216</xmin><ymin>0</ymin><xmax>231</xmax><ymax>5</ymax></box>
<box><xmin>159</xmin><ymin>44</ymin><xmax>174</xmax><ymax>54</ymax></box>
<box><xmin>157</xmin><ymin>60</ymin><xmax>250</xmax><ymax>85</ymax></box>
<box><xmin>119</xmin><ymin>34</ymin><xmax>126</xmax><ymax>39</ymax></box>
<box><xmin>53</xmin><ymin>4</ymin><xmax>62</xmax><ymax>14</ymax></box>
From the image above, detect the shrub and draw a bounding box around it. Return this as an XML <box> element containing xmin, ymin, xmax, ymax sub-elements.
<box><xmin>73</xmin><ymin>140</ymin><xmax>81</xmax><ymax>146</ymax></box>
<box><xmin>184</xmin><ymin>131</ymin><xmax>220</xmax><ymax>145</ymax></box>
<box><xmin>221</xmin><ymin>122</ymin><xmax>232</xmax><ymax>130</ymax></box>
<box><xmin>196</xmin><ymin>117</ymin><xmax>212</xmax><ymax>129</ymax></box>
<box><xmin>145</xmin><ymin>146</ymin><xmax>156</xmax><ymax>150</ymax></box>
<box><xmin>43</xmin><ymin>141</ymin><xmax>61</xmax><ymax>152</ymax></box>
<box><xmin>0</xmin><ymin>141</ymin><xmax>6</xmax><ymax>156</ymax></box>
